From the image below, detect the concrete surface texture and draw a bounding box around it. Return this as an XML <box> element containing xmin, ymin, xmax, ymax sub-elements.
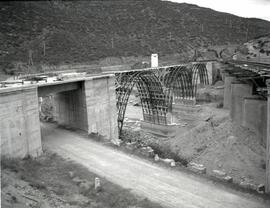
<box><xmin>0</xmin><ymin>86</ymin><xmax>42</xmax><ymax>157</ymax></box>
<box><xmin>84</xmin><ymin>76</ymin><xmax>118</xmax><ymax>142</ymax></box>
<box><xmin>230</xmin><ymin>83</ymin><xmax>253</xmax><ymax>124</ymax></box>
<box><xmin>140</xmin><ymin>121</ymin><xmax>178</xmax><ymax>137</ymax></box>
<box><xmin>42</xmin><ymin>123</ymin><xmax>270</xmax><ymax>208</ymax></box>
<box><xmin>242</xmin><ymin>97</ymin><xmax>267</xmax><ymax>146</ymax></box>
<box><xmin>48</xmin><ymin>76</ymin><xmax>118</xmax><ymax>142</ymax></box>
<box><xmin>223</xmin><ymin>76</ymin><xmax>236</xmax><ymax>109</ymax></box>
<box><xmin>53</xmin><ymin>88</ymin><xmax>88</xmax><ymax>131</ymax></box>
<box><xmin>0</xmin><ymin>75</ymin><xmax>119</xmax><ymax>158</ymax></box>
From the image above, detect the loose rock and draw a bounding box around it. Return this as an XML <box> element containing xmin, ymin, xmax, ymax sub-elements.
<box><xmin>212</xmin><ymin>170</ymin><xmax>226</xmax><ymax>178</ymax></box>
<box><xmin>68</xmin><ymin>171</ymin><xmax>74</xmax><ymax>178</ymax></box>
<box><xmin>188</xmin><ymin>162</ymin><xmax>206</xmax><ymax>174</ymax></box>
<box><xmin>257</xmin><ymin>184</ymin><xmax>265</xmax><ymax>194</ymax></box>
<box><xmin>154</xmin><ymin>154</ymin><xmax>160</xmax><ymax>162</ymax></box>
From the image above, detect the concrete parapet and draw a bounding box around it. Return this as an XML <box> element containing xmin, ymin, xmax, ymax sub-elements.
<box><xmin>230</xmin><ymin>83</ymin><xmax>253</xmax><ymax>124</ymax></box>
<box><xmin>223</xmin><ymin>76</ymin><xmax>236</xmax><ymax>109</ymax></box>
<box><xmin>0</xmin><ymin>86</ymin><xmax>42</xmax><ymax>158</ymax></box>
<box><xmin>242</xmin><ymin>96</ymin><xmax>267</xmax><ymax>146</ymax></box>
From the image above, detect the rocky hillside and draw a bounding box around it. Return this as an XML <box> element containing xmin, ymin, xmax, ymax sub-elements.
<box><xmin>1</xmin><ymin>0</ymin><xmax>270</xmax><ymax>74</ymax></box>
<box><xmin>235</xmin><ymin>34</ymin><xmax>270</xmax><ymax>63</ymax></box>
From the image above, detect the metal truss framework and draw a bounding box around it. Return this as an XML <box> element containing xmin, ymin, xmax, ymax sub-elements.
<box><xmin>115</xmin><ymin>63</ymin><xmax>209</xmax><ymax>135</ymax></box>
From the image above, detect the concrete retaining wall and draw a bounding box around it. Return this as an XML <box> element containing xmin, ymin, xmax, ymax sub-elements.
<box><xmin>0</xmin><ymin>86</ymin><xmax>42</xmax><ymax>158</ymax></box>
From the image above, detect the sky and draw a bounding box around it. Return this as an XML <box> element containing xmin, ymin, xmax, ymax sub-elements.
<box><xmin>167</xmin><ymin>0</ymin><xmax>270</xmax><ymax>21</ymax></box>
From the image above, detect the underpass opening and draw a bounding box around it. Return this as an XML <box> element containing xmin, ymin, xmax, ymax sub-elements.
<box><xmin>38</xmin><ymin>80</ymin><xmax>89</xmax><ymax>143</ymax></box>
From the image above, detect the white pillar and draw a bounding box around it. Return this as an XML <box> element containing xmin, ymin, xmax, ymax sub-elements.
<box><xmin>151</xmin><ymin>54</ymin><xmax>158</xmax><ymax>68</ymax></box>
<box><xmin>206</xmin><ymin>62</ymin><xmax>213</xmax><ymax>85</ymax></box>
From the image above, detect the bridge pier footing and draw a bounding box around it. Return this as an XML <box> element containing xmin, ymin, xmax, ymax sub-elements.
<box><xmin>140</xmin><ymin>121</ymin><xmax>179</xmax><ymax>137</ymax></box>
<box><xmin>230</xmin><ymin>83</ymin><xmax>253</xmax><ymax>124</ymax></box>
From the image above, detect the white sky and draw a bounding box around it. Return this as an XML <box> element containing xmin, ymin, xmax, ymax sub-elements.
<box><xmin>167</xmin><ymin>0</ymin><xmax>270</xmax><ymax>21</ymax></box>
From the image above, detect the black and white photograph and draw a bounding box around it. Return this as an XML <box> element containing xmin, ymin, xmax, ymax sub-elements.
<box><xmin>0</xmin><ymin>0</ymin><xmax>270</xmax><ymax>207</ymax></box>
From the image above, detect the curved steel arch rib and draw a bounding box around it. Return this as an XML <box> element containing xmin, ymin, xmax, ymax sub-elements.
<box><xmin>159</xmin><ymin>65</ymin><xmax>194</xmax><ymax>102</ymax></box>
<box><xmin>191</xmin><ymin>63</ymin><xmax>209</xmax><ymax>96</ymax></box>
<box><xmin>116</xmin><ymin>70</ymin><xmax>168</xmax><ymax>136</ymax></box>
<box><xmin>115</xmin><ymin>63</ymin><xmax>210</xmax><ymax>135</ymax></box>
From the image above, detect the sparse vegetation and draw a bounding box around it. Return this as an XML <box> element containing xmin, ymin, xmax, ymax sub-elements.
<box><xmin>1</xmin><ymin>150</ymin><xmax>163</xmax><ymax>208</ymax></box>
<box><xmin>1</xmin><ymin>0</ymin><xmax>270</xmax><ymax>75</ymax></box>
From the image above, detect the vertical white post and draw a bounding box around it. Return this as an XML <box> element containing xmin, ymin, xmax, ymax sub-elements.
<box><xmin>206</xmin><ymin>62</ymin><xmax>213</xmax><ymax>85</ymax></box>
<box><xmin>151</xmin><ymin>54</ymin><xmax>158</xmax><ymax>68</ymax></box>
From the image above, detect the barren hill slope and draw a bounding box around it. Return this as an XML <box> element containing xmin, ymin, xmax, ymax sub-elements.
<box><xmin>1</xmin><ymin>0</ymin><xmax>270</xmax><ymax>74</ymax></box>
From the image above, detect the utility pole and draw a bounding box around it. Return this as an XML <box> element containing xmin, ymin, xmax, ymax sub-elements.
<box><xmin>111</xmin><ymin>37</ymin><xmax>114</xmax><ymax>49</ymax></box>
<box><xmin>43</xmin><ymin>40</ymin><xmax>46</xmax><ymax>56</ymax></box>
<box><xmin>246</xmin><ymin>20</ymin><xmax>249</xmax><ymax>42</ymax></box>
<box><xmin>201</xmin><ymin>24</ymin><xmax>204</xmax><ymax>33</ymax></box>
<box><xmin>169</xmin><ymin>32</ymin><xmax>172</xmax><ymax>41</ymax></box>
<box><xmin>28</xmin><ymin>49</ymin><xmax>33</xmax><ymax>66</ymax></box>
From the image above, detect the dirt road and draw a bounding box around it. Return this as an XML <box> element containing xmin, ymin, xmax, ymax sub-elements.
<box><xmin>42</xmin><ymin>123</ymin><xmax>270</xmax><ymax>208</ymax></box>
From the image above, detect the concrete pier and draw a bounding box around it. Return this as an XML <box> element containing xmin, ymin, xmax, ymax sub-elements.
<box><xmin>84</xmin><ymin>76</ymin><xmax>118</xmax><ymax>142</ymax></box>
<box><xmin>242</xmin><ymin>97</ymin><xmax>267</xmax><ymax>146</ymax></box>
<box><xmin>230</xmin><ymin>83</ymin><xmax>253</xmax><ymax>124</ymax></box>
<box><xmin>223</xmin><ymin>76</ymin><xmax>236</xmax><ymax>109</ymax></box>
<box><xmin>0</xmin><ymin>86</ymin><xmax>42</xmax><ymax>158</ymax></box>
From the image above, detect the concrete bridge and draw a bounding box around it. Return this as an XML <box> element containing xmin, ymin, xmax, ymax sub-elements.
<box><xmin>0</xmin><ymin>62</ymin><xmax>213</xmax><ymax>157</ymax></box>
<box><xmin>1</xmin><ymin>60</ymin><xmax>270</xmax><ymax>192</ymax></box>
<box><xmin>0</xmin><ymin>74</ymin><xmax>119</xmax><ymax>158</ymax></box>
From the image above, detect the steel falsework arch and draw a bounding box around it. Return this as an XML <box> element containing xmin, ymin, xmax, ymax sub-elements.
<box><xmin>116</xmin><ymin>70</ymin><xmax>168</xmax><ymax>135</ymax></box>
